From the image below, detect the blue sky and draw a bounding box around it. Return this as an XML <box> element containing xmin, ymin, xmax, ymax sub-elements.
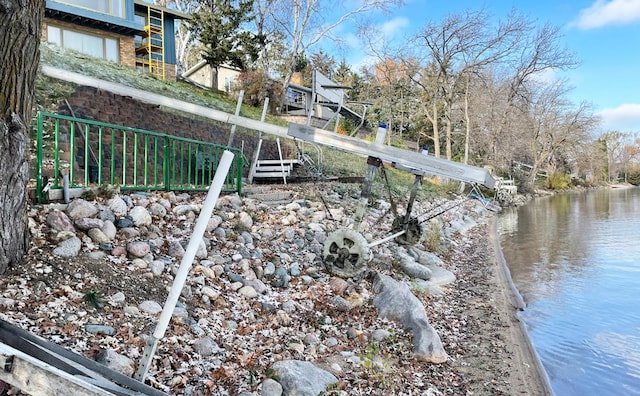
<box><xmin>327</xmin><ymin>0</ymin><xmax>640</xmax><ymax>134</ymax></box>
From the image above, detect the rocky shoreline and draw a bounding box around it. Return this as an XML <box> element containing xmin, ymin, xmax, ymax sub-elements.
<box><xmin>0</xmin><ymin>182</ymin><xmax>548</xmax><ymax>395</ymax></box>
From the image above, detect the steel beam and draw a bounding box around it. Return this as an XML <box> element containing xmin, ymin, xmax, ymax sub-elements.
<box><xmin>287</xmin><ymin>123</ymin><xmax>496</xmax><ymax>189</ymax></box>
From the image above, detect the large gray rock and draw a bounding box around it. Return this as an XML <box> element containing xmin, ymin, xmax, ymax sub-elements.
<box><xmin>74</xmin><ymin>218</ymin><xmax>104</xmax><ymax>231</ymax></box>
<box><xmin>167</xmin><ymin>239</ymin><xmax>185</xmax><ymax>258</ymax></box>
<box><xmin>372</xmin><ymin>273</ymin><xmax>448</xmax><ymax>363</ymax></box>
<box><xmin>129</xmin><ymin>206</ymin><xmax>152</xmax><ymax>226</ymax></box>
<box><xmin>206</xmin><ymin>215</ymin><xmax>223</xmax><ymax>232</ymax></box>
<box><xmin>196</xmin><ymin>239</ymin><xmax>207</xmax><ymax>259</ymax></box>
<box><xmin>66</xmin><ymin>199</ymin><xmax>98</xmax><ymax>220</ymax></box>
<box><xmin>271</xmin><ymin>360</ymin><xmax>337</xmax><ymax>396</ymax></box>
<box><xmin>101</xmin><ymin>220</ymin><xmax>117</xmax><ymax>240</ymax></box>
<box><xmin>397</xmin><ymin>250</ymin><xmax>432</xmax><ymax>280</ymax></box>
<box><xmin>238</xmin><ymin>211</ymin><xmax>253</xmax><ymax>228</ymax></box>
<box><xmin>87</xmin><ymin>228</ymin><xmax>110</xmax><ymax>244</ymax></box>
<box><xmin>173</xmin><ymin>204</ymin><xmax>200</xmax><ymax>216</ymax></box>
<box><xmin>261</xmin><ymin>378</ymin><xmax>283</xmax><ymax>396</ymax></box>
<box><xmin>53</xmin><ymin>236</ymin><xmax>82</xmax><ymax>257</ymax></box>
<box><xmin>46</xmin><ymin>210</ymin><xmax>75</xmax><ymax>232</ymax></box>
<box><xmin>107</xmin><ymin>196</ymin><xmax>128</xmax><ymax>217</ymax></box>
<box><xmin>138</xmin><ymin>300</ymin><xmax>162</xmax><ymax>315</ymax></box>
<box><xmin>194</xmin><ymin>336</ymin><xmax>222</xmax><ymax>357</ymax></box>
<box><xmin>94</xmin><ymin>349</ymin><xmax>134</xmax><ymax>377</ymax></box>
<box><xmin>127</xmin><ymin>241</ymin><xmax>150</xmax><ymax>258</ymax></box>
<box><xmin>148</xmin><ymin>202</ymin><xmax>167</xmax><ymax>217</ymax></box>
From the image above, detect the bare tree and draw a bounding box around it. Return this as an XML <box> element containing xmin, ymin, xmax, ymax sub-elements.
<box><xmin>491</xmin><ymin>22</ymin><xmax>578</xmax><ymax>163</ymax></box>
<box><xmin>253</xmin><ymin>0</ymin><xmax>403</xmax><ymax>90</ymax></box>
<box><xmin>409</xmin><ymin>9</ymin><xmax>529</xmax><ymax>160</ymax></box>
<box><xmin>600</xmin><ymin>131</ymin><xmax>632</xmax><ymax>182</ymax></box>
<box><xmin>0</xmin><ymin>0</ymin><xmax>44</xmax><ymax>273</ymax></box>
<box><xmin>523</xmin><ymin>80</ymin><xmax>596</xmax><ymax>188</ymax></box>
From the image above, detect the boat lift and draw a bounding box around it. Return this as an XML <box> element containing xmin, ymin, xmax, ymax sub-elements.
<box><xmin>287</xmin><ymin>122</ymin><xmax>497</xmax><ymax>278</ymax></box>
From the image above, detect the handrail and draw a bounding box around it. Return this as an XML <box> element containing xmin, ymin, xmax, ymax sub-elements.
<box><xmin>35</xmin><ymin>111</ymin><xmax>244</xmax><ymax>203</ymax></box>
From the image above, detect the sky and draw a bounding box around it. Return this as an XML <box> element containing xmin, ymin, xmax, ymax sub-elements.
<box><xmin>325</xmin><ymin>0</ymin><xmax>640</xmax><ymax>135</ymax></box>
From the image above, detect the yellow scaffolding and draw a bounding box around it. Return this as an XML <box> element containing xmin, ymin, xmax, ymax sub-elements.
<box><xmin>136</xmin><ymin>6</ymin><xmax>165</xmax><ymax>79</ymax></box>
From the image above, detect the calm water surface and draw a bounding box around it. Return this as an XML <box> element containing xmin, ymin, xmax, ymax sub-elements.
<box><xmin>499</xmin><ymin>188</ymin><xmax>640</xmax><ymax>396</ymax></box>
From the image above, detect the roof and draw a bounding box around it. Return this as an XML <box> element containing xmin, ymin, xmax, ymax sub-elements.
<box><xmin>133</xmin><ymin>0</ymin><xmax>191</xmax><ymax>20</ymax></box>
<box><xmin>181</xmin><ymin>59</ymin><xmax>242</xmax><ymax>79</ymax></box>
<box><xmin>45</xmin><ymin>0</ymin><xmax>144</xmax><ymax>35</ymax></box>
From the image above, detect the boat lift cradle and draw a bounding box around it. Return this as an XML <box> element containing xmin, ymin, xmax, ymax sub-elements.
<box><xmin>0</xmin><ymin>318</ymin><xmax>166</xmax><ymax>396</ymax></box>
<box><xmin>287</xmin><ymin>123</ymin><xmax>497</xmax><ymax>278</ymax></box>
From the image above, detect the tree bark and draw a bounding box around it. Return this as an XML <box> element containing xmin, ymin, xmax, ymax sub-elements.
<box><xmin>0</xmin><ymin>0</ymin><xmax>44</xmax><ymax>273</ymax></box>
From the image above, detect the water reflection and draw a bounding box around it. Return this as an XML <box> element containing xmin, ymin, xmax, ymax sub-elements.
<box><xmin>499</xmin><ymin>188</ymin><xmax>640</xmax><ymax>396</ymax></box>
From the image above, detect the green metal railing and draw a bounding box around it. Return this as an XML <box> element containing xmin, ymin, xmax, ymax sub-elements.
<box><xmin>35</xmin><ymin>112</ymin><xmax>244</xmax><ymax>203</ymax></box>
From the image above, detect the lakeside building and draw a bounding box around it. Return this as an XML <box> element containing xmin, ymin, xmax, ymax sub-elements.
<box><xmin>42</xmin><ymin>0</ymin><xmax>187</xmax><ymax>80</ymax></box>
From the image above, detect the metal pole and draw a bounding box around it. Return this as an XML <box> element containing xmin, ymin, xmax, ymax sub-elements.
<box><xmin>277</xmin><ymin>138</ymin><xmax>287</xmax><ymax>185</ymax></box>
<box><xmin>135</xmin><ymin>150</ymin><xmax>235</xmax><ymax>382</ymax></box>
<box><xmin>354</xmin><ymin>124</ymin><xmax>386</xmax><ymax>229</ymax></box>
<box><xmin>227</xmin><ymin>90</ymin><xmax>244</xmax><ymax>147</ymax></box>
<box><xmin>248</xmin><ymin>98</ymin><xmax>269</xmax><ymax>184</ymax></box>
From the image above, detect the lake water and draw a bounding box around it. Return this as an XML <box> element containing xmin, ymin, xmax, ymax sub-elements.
<box><xmin>498</xmin><ymin>187</ymin><xmax>640</xmax><ymax>396</ymax></box>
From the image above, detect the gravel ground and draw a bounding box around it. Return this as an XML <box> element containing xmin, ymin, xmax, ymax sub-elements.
<box><xmin>0</xmin><ymin>183</ymin><xmax>550</xmax><ymax>395</ymax></box>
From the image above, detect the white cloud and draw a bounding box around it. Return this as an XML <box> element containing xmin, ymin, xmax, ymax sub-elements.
<box><xmin>572</xmin><ymin>0</ymin><xmax>640</xmax><ymax>30</ymax></box>
<box><xmin>379</xmin><ymin>17</ymin><xmax>410</xmax><ymax>38</ymax></box>
<box><xmin>598</xmin><ymin>103</ymin><xmax>640</xmax><ymax>131</ymax></box>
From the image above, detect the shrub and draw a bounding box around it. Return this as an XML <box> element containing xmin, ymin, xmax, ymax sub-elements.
<box><xmin>626</xmin><ymin>166</ymin><xmax>640</xmax><ymax>185</ymax></box>
<box><xmin>546</xmin><ymin>171</ymin><xmax>571</xmax><ymax>190</ymax></box>
<box><xmin>233</xmin><ymin>71</ymin><xmax>284</xmax><ymax>114</ymax></box>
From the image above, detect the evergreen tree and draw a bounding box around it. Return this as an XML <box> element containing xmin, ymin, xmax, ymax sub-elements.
<box><xmin>189</xmin><ymin>0</ymin><xmax>266</xmax><ymax>90</ymax></box>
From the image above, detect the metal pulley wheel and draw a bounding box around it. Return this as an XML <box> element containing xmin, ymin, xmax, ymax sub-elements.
<box><xmin>322</xmin><ymin>228</ymin><xmax>370</xmax><ymax>278</ymax></box>
<box><xmin>392</xmin><ymin>216</ymin><xmax>422</xmax><ymax>245</ymax></box>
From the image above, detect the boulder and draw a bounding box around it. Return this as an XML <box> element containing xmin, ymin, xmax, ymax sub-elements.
<box><xmin>130</xmin><ymin>206</ymin><xmax>152</xmax><ymax>226</ymax></box>
<box><xmin>52</xmin><ymin>236</ymin><xmax>82</xmax><ymax>258</ymax></box>
<box><xmin>107</xmin><ymin>196</ymin><xmax>128</xmax><ymax>217</ymax></box>
<box><xmin>271</xmin><ymin>360</ymin><xmax>338</xmax><ymax>396</ymax></box>
<box><xmin>372</xmin><ymin>273</ymin><xmax>448</xmax><ymax>363</ymax></box>
<box><xmin>66</xmin><ymin>199</ymin><xmax>98</xmax><ymax>220</ymax></box>
<box><xmin>127</xmin><ymin>241</ymin><xmax>150</xmax><ymax>258</ymax></box>
<box><xmin>75</xmin><ymin>218</ymin><xmax>104</xmax><ymax>231</ymax></box>
<box><xmin>94</xmin><ymin>349</ymin><xmax>134</xmax><ymax>377</ymax></box>
<box><xmin>46</xmin><ymin>210</ymin><xmax>75</xmax><ymax>232</ymax></box>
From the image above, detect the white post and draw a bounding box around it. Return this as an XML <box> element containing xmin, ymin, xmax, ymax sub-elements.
<box><xmin>248</xmin><ymin>98</ymin><xmax>269</xmax><ymax>184</ymax></box>
<box><xmin>135</xmin><ymin>150</ymin><xmax>235</xmax><ymax>382</ymax></box>
<box><xmin>227</xmin><ymin>90</ymin><xmax>244</xmax><ymax>147</ymax></box>
<box><xmin>277</xmin><ymin>138</ymin><xmax>287</xmax><ymax>185</ymax></box>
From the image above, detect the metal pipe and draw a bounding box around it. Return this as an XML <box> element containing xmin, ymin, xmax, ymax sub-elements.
<box><xmin>368</xmin><ymin>229</ymin><xmax>406</xmax><ymax>248</ymax></box>
<box><xmin>63</xmin><ymin>174</ymin><xmax>70</xmax><ymax>204</ymax></box>
<box><xmin>135</xmin><ymin>150</ymin><xmax>235</xmax><ymax>382</ymax></box>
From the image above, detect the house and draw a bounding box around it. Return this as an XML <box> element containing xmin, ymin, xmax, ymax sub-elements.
<box><xmin>181</xmin><ymin>59</ymin><xmax>242</xmax><ymax>93</ymax></box>
<box><xmin>42</xmin><ymin>0</ymin><xmax>188</xmax><ymax>80</ymax></box>
<box><xmin>285</xmin><ymin>70</ymin><xmax>368</xmax><ymax>132</ymax></box>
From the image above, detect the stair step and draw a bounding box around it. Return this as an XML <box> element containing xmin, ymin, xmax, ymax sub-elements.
<box><xmin>257</xmin><ymin>159</ymin><xmax>300</xmax><ymax>165</ymax></box>
<box><xmin>255</xmin><ymin>165</ymin><xmax>292</xmax><ymax>172</ymax></box>
<box><xmin>246</xmin><ymin>191</ymin><xmax>293</xmax><ymax>201</ymax></box>
<box><xmin>252</xmin><ymin>171</ymin><xmax>291</xmax><ymax>178</ymax></box>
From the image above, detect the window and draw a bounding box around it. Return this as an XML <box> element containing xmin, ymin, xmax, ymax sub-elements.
<box><xmin>55</xmin><ymin>0</ymin><xmax>124</xmax><ymax>18</ymax></box>
<box><xmin>47</xmin><ymin>25</ymin><xmax>119</xmax><ymax>63</ymax></box>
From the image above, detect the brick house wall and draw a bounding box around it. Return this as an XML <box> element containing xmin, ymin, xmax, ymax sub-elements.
<box><xmin>42</xmin><ymin>18</ymin><xmax>136</xmax><ymax>67</ymax></box>
<box><xmin>42</xmin><ymin>18</ymin><xmax>179</xmax><ymax>79</ymax></box>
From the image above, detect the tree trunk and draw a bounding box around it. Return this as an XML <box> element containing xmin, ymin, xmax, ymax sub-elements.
<box><xmin>428</xmin><ymin>101</ymin><xmax>441</xmax><ymax>158</ymax></box>
<box><xmin>0</xmin><ymin>0</ymin><xmax>44</xmax><ymax>273</ymax></box>
<box><xmin>210</xmin><ymin>65</ymin><xmax>219</xmax><ymax>91</ymax></box>
<box><xmin>462</xmin><ymin>77</ymin><xmax>471</xmax><ymax>165</ymax></box>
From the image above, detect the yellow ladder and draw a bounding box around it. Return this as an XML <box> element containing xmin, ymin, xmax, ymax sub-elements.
<box><xmin>138</xmin><ymin>6</ymin><xmax>165</xmax><ymax>79</ymax></box>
